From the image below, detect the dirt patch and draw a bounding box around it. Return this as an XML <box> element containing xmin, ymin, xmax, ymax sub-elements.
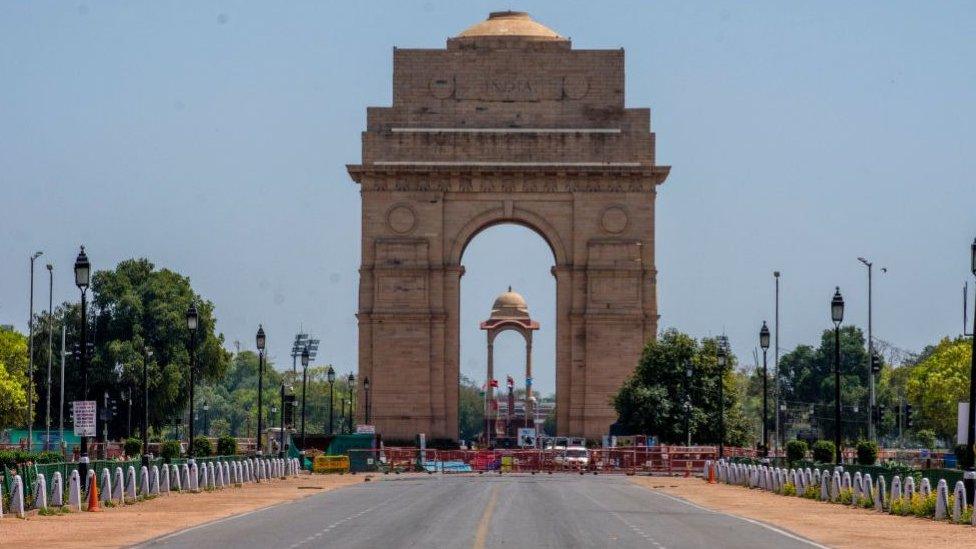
<box><xmin>631</xmin><ymin>476</ymin><xmax>976</xmax><ymax>548</ymax></box>
<box><xmin>0</xmin><ymin>473</ymin><xmax>365</xmax><ymax>548</ymax></box>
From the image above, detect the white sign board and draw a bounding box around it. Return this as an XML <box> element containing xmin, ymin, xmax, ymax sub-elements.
<box><xmin>73</xmin><ymin>400</ymin><xmax>97</xmax><ymax>437</ymax></box>
<box><xmin>518</xmin><ymin>427</ymin><xmax>537</xmax><ymax>448</ymax></box>
<box><xmin>959</xmin><ymin>402</ymin><xmax>969</xmax><ymax>445</ymax></box>
<box><xmin>356</xmin><ymin>424</ymin><xmax>375</xmax><ymax>434</ymax></box>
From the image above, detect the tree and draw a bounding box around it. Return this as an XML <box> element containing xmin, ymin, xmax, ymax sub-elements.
<box><xmin>0</xmin><ymin>327</ymin><xmax>30</xmax><ymax>428</ymax></box>
<box><xmin>458</xmin><ymin>375</ymin><xmax>484</xmax><ymax>442</ymax></box>
<box><xmin>906</xmin><ymin>337</ymin><xmax>973</xmax><ymax>442</ymax></box>
<box><xmin>613</xmin><ymin>329</ymin><xmax>750</xmax><ymax>446</ymax></box>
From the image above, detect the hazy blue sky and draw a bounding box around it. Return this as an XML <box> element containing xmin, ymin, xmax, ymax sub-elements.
<box><xmin>2</xmin><ymin>1</ymin><xmax>974</xmax><ymax>395</ymax></box>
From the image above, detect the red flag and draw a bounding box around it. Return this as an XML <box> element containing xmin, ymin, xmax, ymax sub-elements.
<box><xmin>506</xmin><ymin>376</ymin><xmax>514</xmax><ymax>388</ymax></box>
<box><xmin>489</xmin><ymin>378</ymin><xmax>499</xmax><ymax>388</ymax></box>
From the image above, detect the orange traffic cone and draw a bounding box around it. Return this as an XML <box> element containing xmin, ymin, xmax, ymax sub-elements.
<box><xmin>87</xmin><ymin>476</ymin><xmax>100</xmax><ymax>512</ymax></box>
<box><xmin>707</xmin><ymin>464</ymin><xmax>715</xmax><ymax>484</ymax></box>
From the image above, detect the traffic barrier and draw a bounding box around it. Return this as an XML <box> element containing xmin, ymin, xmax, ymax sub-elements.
<box><xmin>314</xmin><ymin>455</ymin><xmax>350</xmax><ymax>473</ymax></box>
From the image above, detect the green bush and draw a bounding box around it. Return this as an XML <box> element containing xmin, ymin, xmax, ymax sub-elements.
<box><xmin>33</xmin><ymin>450</ymin><xmax>63</xmax><ymax>464</ymax></box>
<box><xmin>811</xmin><ymin>440</ymin><xmax>836</xmax><ymax>463</ymax></box>
<box><xmin>783</xmin><ymin>482</ymin><xmax>797</xmax><ymax>496</ymax></box>
<box><xmin>855</xmin><ymin>440</ymin><xmax>878</xmax><ymax>465</ymax></box>
<box><xmin>838</xmin><ymin>488</ymin><xmax>854</xmax><ymax>505</ymax></box>
<box><xmin>192</xmin><ymin>437</ymin><xmax>213</xmax><ymax>457</ymax></box>
<box><xmin>124</xmin><ymin>437</ymin><xmax>143</xmax><ymax>457</ymax></box>
<box><xmin>917</xmin><ymin>428</ymin><xmax>937</xmax><ymax>450</ymax></box>
<box><xmin>160</xmin><ymin>440</ymin><xmax>182</xmax><ymax>459</ymax></box>
<box><xmin>0</xmin><ymin>449</ymin><xmax>62</xmax><ymax>467</ymax></box>
<box><xmin>785</xmin><ymin>440</ymin><xmax>808</xmax><ymax>465</ymax></box>
<box><xmin>217</xmin><ymin>436</ymin><xmax>238</xmax><ymax>456</ymax></box>
<box><xmin>802</xmin><ymin>485</ymin><xmax>819</xmax><ymax>499</ymax></box>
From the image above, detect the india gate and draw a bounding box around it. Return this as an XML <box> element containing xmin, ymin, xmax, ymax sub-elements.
<box><xmin>348</xmin><ymin>11</ymin><xmax>670</xmax><ymax>441</ymax></box>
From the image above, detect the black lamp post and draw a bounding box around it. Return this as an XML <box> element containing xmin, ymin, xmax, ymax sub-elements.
<box><xmin>203</xmin><ymin>402</ymin><xmax>210</xmax><ymax>436</ymax></box>
<box><xmin>327</xmin><ymin>366</ymin><xmax>336</xmax><ymax>435</ymax></box>
<box><xmin>760</xmin><ymin>321</ymin><xmax>771</xmax><ymax>458</ymax></box>
<box><xmin>74</xmin><ymin>246</ymin><xmax>90</xmax><ymax>482</ymax></box>
<box><xmin>279</xmin><ymin>383</ymin><xmax>286</xmax><ymax>458</ymax></box>
<box><xmin>300</xmin><ymin>346</ymin><xmax>309</xmax><ymax>449</ymax></box>
<box><xmin>142</xmin><ymin>346</ymin><xmax>152</xmax><ymax>467</ymax></box>
<box><xmin>717</xmin><ymin>346</ymin><xmax>727</xmax><ymax>459</ymax></box>
<box><xmin>964</xmin><ymin>238</ymin><xmax>976</xmax><ymax>504</ymax></box>
<box><xmin>684</xmin><ymin>362</ymin><xmax>693</xmax><ymax>447</ymax></box>
<box><xmin>256</xmin><ymin>325</ymin><xmax>266</xmax><ymax>455</ymax></box>
<box><xmin>364</xmin><ymin>376</ymin><xmax>371</xmax><ymax>425</ymax></box>
<box><xmin>831</xmin><ymin>287</ymin><xmax>845</xmax><ymax>464</ymax></box>
<box><xmin>347</xmin><ymin>373</ymin><xmax>355</xmax><ymax>433</ymax></box>
<box><xmin>185</xmin><ymin>303</ymin><xmax>199</xmax><ymax>457</ymax></box>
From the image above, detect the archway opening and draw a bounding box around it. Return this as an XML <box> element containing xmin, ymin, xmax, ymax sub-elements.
<box><xmin>458</xmin><ymin>224</ymin><xmax>556</xmax><ymax>444</ymax></box>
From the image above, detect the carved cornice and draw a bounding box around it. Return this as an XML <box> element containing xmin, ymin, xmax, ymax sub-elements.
<box><xmin>346</xmin><ymin>164</ymin><xmax>669</xmax><ymax>193</ymax></box>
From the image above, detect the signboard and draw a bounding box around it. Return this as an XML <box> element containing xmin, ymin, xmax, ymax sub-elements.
<box><xmin>518</xmin><ymin>427</ymin><xmax>537</xmax><ymax>448</ymax></box>
<box><xmin>959</xmin><ymin>402</ymin><xmax>969</xmax><ymax>445</ymax></box>
<box><xmin>356</xmin><ymin>424</ymin><xmax>375</xmax><ymax>434</ymax></box>
<box><xmin>73</xmin><ymin>400</ymin><xmax>97</xmax><ymax>437</ymax></box>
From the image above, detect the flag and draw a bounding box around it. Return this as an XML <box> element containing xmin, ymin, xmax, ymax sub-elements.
<box><xmin>489</xmin><ymin>379</ymin><xmax>499</xmax><ymax>388</ymax></box>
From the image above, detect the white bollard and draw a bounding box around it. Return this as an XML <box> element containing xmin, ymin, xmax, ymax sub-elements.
<box><xmin>34</xmin><ymin>474</ymin><xmax>48</xmax><ymax>510</ymax></box>
<box><xmin>12</xmin><ymin>475</ymin><xmax>26</xmax><ymax>518</ymax></box>
<box><xmin>890</xmin><ymin>476</ymin><xmax>902</xmax><ymax>504</ymax></box>
<box><xmin>68</xmin><ymin>470</ymin><xmax>82</xmax><ymax>511</ymax></box>
<box><xmin>125</xmin><ymin>466</ymin><xmax>137</xmax><ymax>502</ymax></box>
<box><xmin>863</xmin><ymin>474</ymin><xmax>874</xmax><ymax>507</ymax></box>
<box><xmin>181</xmin><ymin>464</ymin><xmax>191</xmax><ymax>492</ymax></box>
<box><xmin>51</xmin><ymin>471</ymin><xmax>64</xmax><ymax>507</ymax></box>
<box><xmin>151</xmin><ymin>465</ymin><xmax>161</xmax><ymax>496</ymax></box>
<box><xmin>216</xmin><ymin>462</ymin><xmax>224</xmax><ymax>488</ymax></box>
<box><xmin>208</xmin><ymin>462</ymin><xmax>216</xmax><ymax>489</ymax></box>
<box><xmin>935</xmin><ymin>479</ymin><xmax>949</xmax><ymax>520</ymax></box>
<box><xmin>953</xmin><ymin>481</ymin><xmax>966</xmax><ymax>522</ymax></box>
<box><xmin>876</xmin><ymin>475</ymin><xmax>887</xmax><ymax>511</ymax></box>
<box><xmin>904</xmin><ymin>476</ymin><xmax>916</xmax><ymax>499</ymax></box>
<box><xmin>161</xmin><ymin>464</ymin><xmax>170</xmax><ymax>494</ymax></box>
<box><xmin>199</xmin><ymin>461</ymin><xmax>208</xmax><ymax>491</ymax></box>
<box><xmin>140</xmin><ymin>466</ymin><xmax>150</xmax><ymax>496</ymax></box>
<box><xmin>920</xmin><ymin>477</ymin><xmax>932</xmax><ymax>498</ymax></box>
<box><xmin>101</xmin><ymin>468</ymin><xmax>113</xmax><ymax>504</ymax></box>
<box><xmin>113</xmin><ymin>467</ymin><xmax>124</xmax><ymax>503</ymax></box>
<box><xmin>830</xmin><ymin>471</ymin><xmax>841</xmax><ymax>502</ymax></box>
<box><xmin>189</xmin><ymin>462</ymin><xmax>199</xmax><ymax>492</ymax></box>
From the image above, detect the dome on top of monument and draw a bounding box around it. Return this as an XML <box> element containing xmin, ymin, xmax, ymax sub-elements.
<box><xmin>490</xmin><ymin>286</ymin><xmax>530</xmax><ymax>319</ymax></box>
<box><xmin>456</xmin><ymin>11</ymin><xmax>563</xmax><ymax>40</ymax></box>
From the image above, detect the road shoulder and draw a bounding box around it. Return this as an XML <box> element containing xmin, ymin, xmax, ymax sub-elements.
<box><xmin>631</xmin><ymin>476</ymin><xmax>975</xmax><ymax>549</ymax></box>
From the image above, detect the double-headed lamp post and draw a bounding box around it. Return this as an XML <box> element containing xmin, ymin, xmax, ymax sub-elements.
<box><xmin>717</xmin><ymin>346</ymin><xmax>727</xmax><ymax>459</ymax></box>
<box><xmin>185</xmin><ymin>303</ymin><xmax>199</xmax><ymax>457</ymax></box>
<box><xmin>363</xmin><ymin>376</ymin><xmax>371</xmax><ymax>425</ymax></box>
<box><xmin>831</xmin><ymin>287</ymin><xmax>845</xmax><ymax>464</ymax></box>
<box><xmin>347</xmin><ymin>373</ymin><xmax>356</xmax><ymax>433</ymax></box>
<box><xmin>256</xmin><ymin>325</ymin><xmax>266</xmax><ymax>455</ymax></box>
<box><xmin>964</xmin><ymin>238</ymin><xmax>976</xmax><ymax>504</ymax></box>
<box><xmin>760</xmin><ymin>321</ymin><xmax>771</xmax><ymax>457</ymax></box>
<box><xmin>300</xmin><ymin>346</ymin><xmax>309</xmax><ymax>449</ymax></box>
<box><xmin>684</xmin><ymin>362</ymin><xmax>693</xmax><ymax>447</ymax></box>
<box><xmin>74</xmin><ymin>246</ymin><xmax>91</xmax><ymax>481</ymax></box>
<box><xmin>327</xmin><ymin>366</ymin><xmax>336</xmax><ymax>435</ymax></box>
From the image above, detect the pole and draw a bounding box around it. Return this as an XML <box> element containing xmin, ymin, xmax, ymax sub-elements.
<box><xmin>328</xmin><ymin>379</ymin><xmax>335</xmax><ymax>436</ymax></box>
<box><xmin>279</xmin><ymin>383</ymin><xmax>285</xmax><ymax>459</ymax></box>
<box><xmin>300</xmin><ymin>363</ymin><xmax>308</xmax><ymax>449</ymax></box>
<box><xmin>966</xmin><ymin>266</ymin><xmax>976</xmax><ymax>503</ymax></box>
<box><xmin>59</xmin><ymin>325</ymin><xmax>66</xmax><ymax>455</ymax></box>
<box><xmin>718</xmin><ymin>366</ymin><xmax>725</xmax><ymax>459</ymax></box>
<box><xmin>188</xmin><ymin>330</ymin><xmax>195</xmax><ymax>457</ymax></box>
<box><xmin>45</xmin><ymin>265</ymin><xmax>53</xmax><ymax>450</ymax></box>
<box><xmin>28</xmin><ymin>255</ymin><xmax>37</xmax><ymax>451</ymax></box>
<box><xmin>257</xmin><ymin>350</ymin><xmax>264</xmax><ymax>455</ymax></box>
<box><xmin>865</xmin><ymin>260</ymin><xmax>876</xmax><ymax>442</ymax></box>
<box><xmin>762</xmin><ymin>348</ymin><xmax>769</xmax><ymax>458</ymax></box>
<box><xmin>142</xmin><ymin>347</ymin><xmax>149</xmax><ymax>466</ymax></box>
<box><xmin>79</xmin><ymin>287</ymin><xmax>89</xmax><ymax>483</ymax></box>
<box><xmin>773</xmin><ymin>271</ymin><xmax>780</xmax><ymax>452</ymax></box>
<box><xmin>365</xmin><ymin>383</ymin><xmax>370</xmax><ymax>425</ymax></box>
<box><xmin>834</xmin><ymin>325</ymin><xmax>842</xmax><ymax>464</ymax></box>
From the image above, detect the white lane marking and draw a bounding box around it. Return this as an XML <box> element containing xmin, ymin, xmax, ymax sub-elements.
<box><xmin>578</xmin><ymin>484</ymin><xmax>667</xmax><ymax>549</ymax></box>
<box><xmin>639</xmin><ymin>485</ymin><xmax>829</xmax><ymax>549</ymax></box>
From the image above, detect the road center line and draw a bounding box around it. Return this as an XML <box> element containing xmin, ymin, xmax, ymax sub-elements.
<box><xmin>472</xmin><ymin>485</ymin><xmax>499</xmax><ymax>549</ymax></box>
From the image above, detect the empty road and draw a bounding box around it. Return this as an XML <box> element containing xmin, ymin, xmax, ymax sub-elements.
<box><xmin>139</xmin><ymin>474</ymin><xmax>823</xmax><ymax>549</ymax></box>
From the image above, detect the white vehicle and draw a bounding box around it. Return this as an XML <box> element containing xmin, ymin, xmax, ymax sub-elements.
<box><xmin>553</xmin><ymin>445</ymin><xmax>590</xmax><ymax>468</ymax></box>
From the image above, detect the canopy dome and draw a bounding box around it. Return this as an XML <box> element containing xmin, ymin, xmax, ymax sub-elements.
<box><xmin>455</xmin><ymin>11</ymin><xmax>563</xmax><ymax>40</ymax></box>
<box><xmin>490</xmin><ymin>286</ymin><xmax>530</xmax><ymax>319</ymax></box>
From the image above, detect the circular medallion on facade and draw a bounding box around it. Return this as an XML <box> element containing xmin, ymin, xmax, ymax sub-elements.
<box><xmin>386</xmin><ymin>204</ymin><xmax>417</xmax><ymax>234</ymax></box>
<box><xmin>600</xmin><ymin>205</ymin><xmax>629</xmax><ymax>234</ymax></box>
<box><xmin>562</xmin><ymin>74</ymin><xmax>590</xmax><ymax>100</ymax></box>
<box><xmin>429</xmin><ymin>77</ymin><xmax>455</xmax><ymax>99</ymax></box>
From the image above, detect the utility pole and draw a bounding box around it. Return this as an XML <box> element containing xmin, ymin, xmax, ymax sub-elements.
<box><xmin>858</xmin><ymin>257</ymin><xmax>877</xmax><ymax>442</ymax></box>
<box><xmin>45</xmin><ymin>263</ymin><xmax>54</xmax><ymax>450</ymax></box>
<box><xmin>59</xmin><ymin>325</ymin><xmax>66</xmax><ymax>454</ymax></box>
<box><xmin>28</xmin><ymin>251</ymin><xmax>43</xmax><ymax>451</ymax></box>
<box><xmin>773</xmin><ymin>271</ymin><xmax>781</xmax><ymax>453</ymax></box>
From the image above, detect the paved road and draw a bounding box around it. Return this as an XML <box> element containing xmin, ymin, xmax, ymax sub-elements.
<box><xmin>139</xmin><ymin>474</ymin><xmax>823</xmax><ymax>549</ymax></box>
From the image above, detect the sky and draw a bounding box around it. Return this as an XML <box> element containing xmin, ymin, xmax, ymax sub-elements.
<box><xmin>1</xmin><ymin>1</ymin><xmax>975</xmax><ymax>395</ymax></box>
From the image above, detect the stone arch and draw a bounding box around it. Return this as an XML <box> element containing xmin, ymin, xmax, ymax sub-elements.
<box><xmin>450</xmin><ymin>206</ymin><xmax>569</xmax><ymax>267</ymax></box>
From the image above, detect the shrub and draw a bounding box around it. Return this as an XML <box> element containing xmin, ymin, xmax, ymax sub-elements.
<box><xmin>785</xmin><ymin>440</ymin><xmax>808</xmax><ymax>465</ymax></box>
<box><xmin>802</xmin><ymin>485</ymin><xmax>819</xmax><ymax>499</ymax></box>
<box><xmin>160</xmin><ymin>440</ymin><xmax>182</xmax><ymax>460</ymax></box>
<box><xmin>192</xmin><ymin>437</ymin><xmax>213</xmax><ymax>457</ymax></box>
<box><xmin>855</xmin><ymin>440</ymin><xmax>878</xmax><ymax>465</ymax></box>
<box><xmin>217</xmin><ymin>436</ymin><xmax>238</xmax><ymax>456</ymax></box>
<box><xmin>124</xmin><ymin>437</ymin><xmax>143</xmax><ymax>457</ymax></box>
<box><xmin>890</xmin><ymin>497</ymin><xmax>909</xmax><ymax>516</ymax></box>
<box><xmin>916</xmin><ymin>429</ymin><xmax>937</xmax><ymax>450</ymax></box>
<box><xmin>783</xmin><ymin>482</ymin><xmax>797</xmax><ymax>496</ymax></box>
<box><xmin>838</xmin><ymin>488</ymin><xmax>853</xmax><ymax>505</ymax></box>
<box><xmin>811</xmin><ymin>440</ymin><xmax>836</xmax><ymax>463</ymax></box>
<box><xmin>33</xmin><ymin>450</ymin><xmax>63</xmax><ymax>464</ymax></box>
<box><xmin>909</xmin><ymin>492</ymin><xmax>937</xmax><ymax>518</ymax></box>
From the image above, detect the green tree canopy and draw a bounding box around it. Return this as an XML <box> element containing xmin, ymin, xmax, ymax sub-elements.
<box><xmin>0</xmin><ymin>327</ymin><xmax>30</xmax><ymax>428</ymax></box>
<box><xmin>613</xmin><ymin>329</ymin><xmax>750</xmax><ymax>446</ymax></box>
<box><xmin>906</xmin><ymin>336</ymin><xmax>974</xmax><ymax>442</ymax></box>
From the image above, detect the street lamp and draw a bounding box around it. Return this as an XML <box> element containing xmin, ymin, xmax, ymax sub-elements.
<box><xmin>965</xmin><ymin>238</ymin><xmax>976</xmax><ymax>503</ymax></box>
<box><xmin>760</xmin><ymin>321</ymin><xmax>771</xmax><ymax>458</ymax></box>
<box><xmin>203</xmin><ymin>402</ymin><xmax>210</xmax><ymax>436</ymax></box>
<box><xmin>300</xmin><ymin>345</ymin><xmax>309</xmax><ymax>449</ymax></box>
<box><xmin>279</xmin><ymin>384</ymin><xmax>287</xmax><ymax>458</ymax></box>
<box><xmin>717</xmin><ymin>345</ymin><xmax>727</xmax><ymax>459</ymax></box>
<box><xmin>256</xmin><ymin>325</ymin><xmax>266</xmax><ymax>455</ymax></box>
<box><xmin>831</xmin><ymin>287</ymin><xmax>845</xmax><ymax>464</ymax></box>
<box><xmin>27</xmin><ymin>251</ymin><xmax>43</xmax><ymax>452</ymax></box>
<box><xmin>363</xmin><ymin>376</ymin><xmax>371</xmax><ymax>425</ymax></box>
<box><xmin>347</xmin><ymin>373</ymin><xmax>355</xmax><ymax>433</ymax></box>
<box><xmin>185</xmin><ymin>303</ymin><xmax>199</xmax><ymax>458</ymax></box>
<box><xmin>685</xmin><ymin>362</ymin><xmax>693</xmax><ymax>447</ymax></box>
<box><xmin>74</xmin><ymin>246</ymin><xmax>91</xmax><ymax>482</ymax></box>
<box><xmin>142</xmin><ymin>346</ymin><xmax>152</xmax><ymax>467</ymax></box>
<box><xmin>327</xmin><ymin>366</ymin><xmax>336</xmax><ymax>435</ymax></box>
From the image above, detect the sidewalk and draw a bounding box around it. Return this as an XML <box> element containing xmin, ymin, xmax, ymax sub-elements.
<box><xmin>631</xmin><ymin>476</ymin><xmax>976</xmax><ymax>548</ymax></box>
<box><xmin>0</xmin><ymin>473</ymin><xmax>365</xmax><ymax>548</ymax></box>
